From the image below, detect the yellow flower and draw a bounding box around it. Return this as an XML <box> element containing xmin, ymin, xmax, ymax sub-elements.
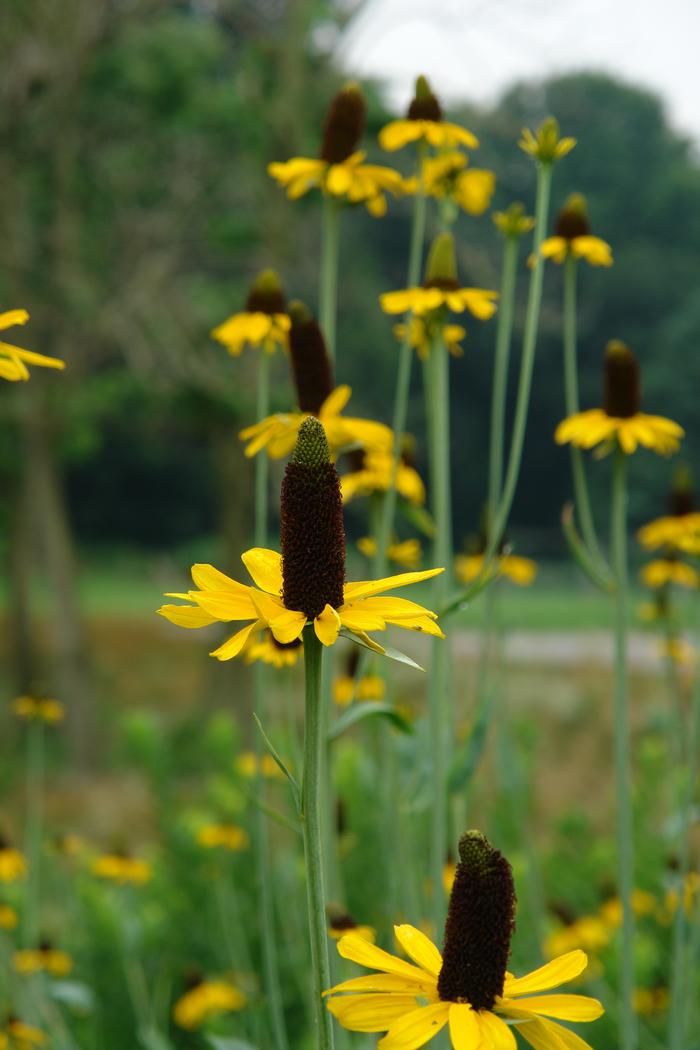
<box><xmin>639</xmin><ymin>558</ymin><xmax>699</xmax><ymax>589</ymax></box>
<box><xmin>356</xmin><ymin>675</ymin><xmax>385</xmax><ymax>701</ymax></box>
<box><xmin>333</xmin><ymin>675</ymin><xmax>356</xmax><ymax>706</ymax></box>
<box><xmin>341</xmin><ymin>450</ymin><xmax>426</xmax><ymax>506</ymax></box>
<box><xmin>357</xmin><ymin>536</ymin><xmax>422</xmax><ymax>570</ymax></box>
<box><xmin>159</xmin><ymin>549</ymin><xmax>442</xmax><ymax>658</ymax></box>
<box><xmin>379</xmin><ymin>76</ymin><xmax>478</xmax><ymax>153</ymax></box>
<box><xmin>243</xmin><ymin>629</ymin><xmax>302</xmax><ymax>668</ymax></box>
<box><xmin>14</xmin><ymin>945</ymin><xmax>73</xmax><ymax>978</ymax></box>
<box><xmin>326</xmin><ymin>831</ymin><xmax>603</xmax><ymax>1049</ymax></box>
<box><xmin>519</xmin><ymin>117</ymin><xmax>576</xmax><ymax>164</ymax></box>
<box><xmin>658</xmin><ymin>637</ymin><xmax>696</xmax><ymax>666</ymax></box>
<box><xmin>240</xmin><ymin>385</ymin><xmax>392</xmax><ymax>460</ymax></box>
<box><xmin>540</xmin><ymin>193</ymin><xmax>612</xmax><ymax>266</ymax></box>
<box><xmin>196</xmin><ymin>824</ymin><xmax>249</xmax><ymax>852</ymax></box>
<box><xmin>0</xmin><ymin>905</ymin><xmax>18</xmax><ymax>930</ymax></box>
<box><xmin>661</xmin><ymin>871</ymin><xmax>700</xmax><ymax>920</ymax></box>
<box><xmin>92</xmin><ymin>853</ymin><xmax>152</xmax><ymax>885</ymax></box>
<box><xmin>235</xmin><ymin>751</ymin><xmax>285</xmax><ymax>779</ymax></box>
<box><xmin>393</xmin><ymin>317</ymin><xmax>466</xmax><ymax>361</ymax></box>
<box><xmin>173</xmin><ymin>977</ymin><xmax>246</xmax><ymax>1030</ymax></box>
<box><xmin>0</xmin><ymin>1019</ymin><xmax>46</xmax><ymax>1049</ymax></box>
<box><xmin>555</xmin><ymin>341</ymin><xmax>683</xmax><ymax>455</ymax></box>
<box><xmin>0</xmin><ymin>847</ymin><xmax>27</xmax><ymax>884</ymax></box>
<box><xmin>455</xmin><ymin>552</ymin><xmax>537</xmax><ymax>587</ymax></box>
<box><xmin>328</xmin><ymin>907</ymin><xmax>376</xmax><ymax>943</ymax></box>
<box><xmin>12</xmin><ymin>696</ymin><xmax>64</xmax><ymax>725</ymax></box>
<box><xmin>268</xmin><ymin>153</ymin><xmax>404</xmax><ymax>216</ymax></box>
<box><xmin>414</xmin><ymin>152</ymin><xmax>495</xmax><ymax>216</ymax></box>
<box><xmin>599</xmin><ymin>889</ymin><xmax>657</xmax><ymax>929</ymax></box>
<box><xmin>0</xmin><ymin>310</ymin><xmax>65</xmax><ymax>382</ymax></box>
<box><xmin>633</xmin><ymin>987</ymin><xmax>669</xmax><ymax>1016</ymax></box>
<box><xmin>493</xmin><ymin>203</ymin><xmax>535</xmax><ymax>239</ymax></box>
<box><xmin>543</xmin><ymin>916</ymin><xmax>611</xmax><ymax>959</ymax></box>
<box><xmin>638</xmin><ymin>513</ymin><xmax>700</xmax><ymax>551</ymax></box>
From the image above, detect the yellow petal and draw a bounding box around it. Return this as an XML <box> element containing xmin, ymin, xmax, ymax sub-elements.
<box><xmin>478</xmin><ymin>1011</ymin><xmax>517</xmax><ymax>1049</ymax></box>
<box><xmin>338</xmin><ymin>606</ymin><xmax>387</xmax><ymax>632</ymax></box>
<box><xmin>504</xmin><ymin>951</ymin><xmax>588</xmax><ymax>996</ymax></box>
<box><xmin>511</xmin><ymin>1013</ymin><xmax>567</xmax><ymax>1050</ymax></box>
<box><xmin>378</xmin><ymin>1002</ymin><xmax>450</xmax><ymax>1048</ymax></box>
<box><xmin>314</xmin><ymin>604</ymin><xmax>341</xmax><ymax>646</ymax></box>
<box><xmin>393</xmin><ymin>925</ymin><xmax>442</xmax><ymax>977</ymax></box>
<box><xmin>191</xmin><ymin>588</ymin><xmax>258</xmax><ymax>621</ymax></box>
<box><xmin>0</xmin><ymin>309</ymin><xmax>29</xmax><ymax>330</ymax></box>
<box><xmin>157</xmin><ymin>604</ymin><xmax>218</xmax><ymax>628</ymax></box>
<box><xmin>191</xmin><ymin>563</ymin><xmax>248</xmax><ymax>593</ymax></box>
<box><xmin>325</xmin><ymin>973</ymin><xmax>437</xmax><ymax>996</ymax></box>
<box><xmin>572</xmin><ymin>236</ymin><xmax>613</xmax><ymax>267</ymax></box>
<box><xmin>0</xmin><ymin>343</ymin><xmax>65</xmax><ymax>370</ymax></box>
<box><xmin>336</xmin><ymin>933</ymin><xmax>436</xmax><ymax>985</ymax></box>
<box><xmin>241</xmin><ymin>548</ymin><xmax>283</xmax><ymax>595</ymax></box>
<box><xmin>344</xmin><ymin>567</ymin><xmax>443</xmax><ymax>602</ymax></box>
<box><xmin>448</xmin><ymin>1003</ymin><xmax>481</xmax><ymax>1049</ymax></box>
<box><xmin>0</xmin><ymin>356</ymin><xmax>28</xmax><ymax>380</ymax></box>
<box><xmin>327</xmin><ymin>994</ymin><xmax>421</xmax><ymax>1033</ymax></box>
<box><xmin>326</xmin><ymin>163</ymin><xmax>353</xmax><ymax>196</ymax></box>
<box><xmin>507</xmin><ymin>995</ymin><xmax>603</xmax><ymax>1022</ymax></box>
<box><xmin>360</xmin><ymin>596</ymin><xmax>438</xmax><ymax>620</ymax></box>
<box><xmin>321</xmin><ymin>385</ymin><xmax>352</xmax><ymax>418</ymax></box>
<box><xmin>541</xmin><ymin>237</ymin><xmax>568</xmax><ymax>262</ymax></box>
<box><xmin>210</xmin><ymin>620</ymin><xmax>264</xmax><ymax>660</ymax></box>
<box><xmin>379</xmin><ymin>121</ymin><xmax>422</xmax><ymax>151</ymax></box>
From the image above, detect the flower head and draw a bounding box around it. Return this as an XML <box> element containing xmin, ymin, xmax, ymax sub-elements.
<box><xmin>639</xmin><ymin>557</ymin><xmax>698</xmax><ymax>590</ymax></box>
<box><xmin>196</xmin><ymin>823</ymin><xmax>249</xmax><ymax>852</ymax></box>
<box><xmin>341</xmin><ymin>448</ymin><xmax>425</xmax><ymax>506</ymax></box>
<box><xmin>244</xmin><ymin>630</ymin><xmax>302</xmax><ymax>668</ymax></box>
<box><xmin>393</xmin><ymin>317</ymin><xmax>466</xmax><ymax>361</ymax></box>
<box><xmin>0</xmin><ymin>906</ymin><xmax>18</xmax><ymax>931</ymax></box>
<box><xmin>380</xmin><ymin>233</ymin><xmax>498</xmax><ymax>321</ymax></box>
<box><xmin>0</xmin><ymin>310</ymin><xmax>65</xmax><ymax>382</ymax></box>
<box><xmin>92</xmin><ymin>851</ymin><xmax>151</xmax><ymax>885</ymax></box>
<box><xmin>325</xmin><ymin>830</ymin><xmax>603</xmax><ymax>1048</ymax></box>
<box><xmin>540</xmin><ymin>194</ymin><xmax>613</xmax><ymax>267</ymax></box>
<box><xmin>235</xmin><ymin>751</ymin><xmax>285</xmax><ymax>779</ymax></box>
<box><xmin>555</xmin><ymin>341</ymin><xmax>683</xmax><ymax>455</ymax></box>
<box><xmin>493</xmin><ymin>202</ymin><xmax>535</xmax><ymax>240</ymax></box>
<box><xmin>379</xmin><ymin>75</ymin><xmax>479</xmax><ymax>152</ymax></box>
<box><xmin>638</xmin><ymin>464</ymin><xmax>700</xmax><ymax>550</ymax></box>
<box><xmin>12</xmin><ymin>695</ymin><xmax>64</xmax><ymax>725</ymax></box>
<box><xmin>211</xmin><ymin>270</ymin><xmax>290</xmax><ymax>357</ymax></box>
<box><xmin>240</xmin><ymin>303</ymin><xmax>392</xmax><ymax>459</ymax></box>
<box><xmin>328</xmin><ymin>905</ymin><xmax>376</xmax><ymax>943</ymax></box>
<box><xmin>519</xmin><ymin>117</ymin><xmax>576</xmax><ymax>164</ymax></box>
<box><xmin>269</xmin><ymin>84</ymin><xmax>403</xmax><ymax>216</ymax></box>
<box><xmin>0</xmin><ymin>1017</ymin><xmax>46</xmax><ymax>1049</ymax></box>
<box><xmin>417</xmin><ymin>151</ymin><xmax>495</xmax><ymax>216</ymax></box>
<box><xmin>456</xmin><ymin>552</ymin><xmax>537</xmax><ymax>587</ymax></box>
<box><xmin>159</xmin><ymin>418</ymin><xmax>443</xmax><ymax>657</ymax></box>
<box><xmin>173</xmin><ymin>974</ymin><xmax>246</xmax><ymax>1030</ymax></box>
<box><xmin>358</xmin><ymin>536</ymin><xmax>422</xmax><ymax>570</ymax></box>
<box><xmin>0</xmin><ymin>839</ymin><xmax>27</xmax><ymax>884</ymax></box>
<box><xmin>14</xmin><ymin>942</ymin><xmax>73</xmax><ymax>978</ymax></box>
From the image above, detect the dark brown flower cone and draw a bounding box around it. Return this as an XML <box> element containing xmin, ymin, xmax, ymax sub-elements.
<box><xmin>320</xmin><ymin>84</ymin><xmax>366</xmax><ymax>164</ymax></box>
<box><xmin>288</xmin><ymin>301</ymin><xmax>334</xmax><ymax>415</ymax></box>
<box><xmin>603</xmin><ymin>341</ymin><xmax>641</xmax><ymax>419</ymax></box>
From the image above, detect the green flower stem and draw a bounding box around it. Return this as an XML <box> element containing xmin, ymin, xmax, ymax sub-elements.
<box><xmin>487</xmin><ymin>234</ymin><xmax>519</xmax><ymax>534</ymax></box>
<box><xmin>252</xmin><ymin>351</ymin><xmax>289</xmax><ymax>1050</ymax></box>
<box><xmin>486</xmin><ymin>162</ymin><xmax>552</xmax><ymax>559</ymax></box>
<box><xmin>320</xmin><ymin>195</ymin><xmax>341</xmax><ymax>360</ymax></box>
<box><xmin>668</xmin><ymin>593</ymin><xmax>700</xmax><ymax>1050</ymax></box>
<box><xmin>23</xmin><ymin>719</ymin><xmax>45</xmax><ymax>946</ymax></box>
<box><xmin>611</xmin><ymin>445</ymin><xmax>637</xmax><ymax>1050</ymax></box>
<box><xmin>428</xmin><ymin>326</ymin><xmax>453</xmax><ymax>932</ymax></box>
<box><xmin>301</xmin><ymin>626</ymin><xmax>334</xmax><ymax>1050</ymax></box>
<box><xmin>374</xmin><ymin>143</ymin><xmax>428</xmax><ymax>579</ymax></box>
<box><xmin>563</xmin><ymin>255</ymin><xmax>608</xmax><ymax>573</ymax></box>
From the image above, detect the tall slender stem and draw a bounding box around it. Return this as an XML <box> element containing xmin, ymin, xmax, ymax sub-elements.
<box><xmin>252</xmin><ymin>351</ymin><xmax>288</xmax><ymax>1050</ymax></box>
<box><xmin>478</xmin><ymin>164</ymin><xmax>553</xmax><ymax>577</ymax></box>
<box><xmin>563</xmin><ymin>255</ymin><xmax>607</xmax><ymax>569</ymax></box>
<box><xmin>301</xmin><ymin>627</ymin><xmax>334</xmax><ymax>1050</ymax></box>
<box><xmin>23</xmin><ymin>720</ymin><xmax>44</xmax><ymax>946</ymax></box>
<box><xmin>320</xmin><ymin>196</ymin><xmax>341</xmax><ymax>360</ymax></box>
<box><xmin>487</xmin><ymin>235</ymin><xmax>518</xmax><ymax>534</ymax></box>
<box><xmin>374</xmin><ymin>143</ymin><xmax>428</xmax><ymax>579</ymax></box>
<box><xmin>611</xmin><ymin>445</ymin><xmax>636</xmax><ymax>1050</ymax></box>
<box><xmin>428</xmin><ymin>328</ymin><xmax>452</xmax><ymax>932</ymax></box>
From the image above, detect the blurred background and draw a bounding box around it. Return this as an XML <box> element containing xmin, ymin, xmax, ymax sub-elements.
<box><xmin>2</xmin><ymin>0</ymin><xmax>699</xmax><ymax>801</ymax></box>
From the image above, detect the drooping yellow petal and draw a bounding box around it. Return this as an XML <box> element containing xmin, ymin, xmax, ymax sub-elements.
<box><xmin>336</xmin><ymin>933</ymin><xmax>436</xmax><ymax>985</ymax></box>
<box><xmin>157</xmin><ymin>604</ymin><xmax>218</xmax><ymax>628</ymax></box>
<box><xmin>325</xmin><ymin>973</ymin><xmax>437</xmax><ymax>996</ymax></box>
<box><xmin>503</xmin><ymin>951</ymin><xmax>588</xmax><ymax>997</ymax></box>
<box><xmin>327</xmin><ymin>994</ymin><xmax>422</xmax><ymax>1033</ymax></box>
<box><xmin>393</xmin><ymin>925</ymin><xmax>443</xmax><ymax>977</ymax></box>
<box><xmin>241</xmin><ymin>548</ymin><xmax>283</xmax><ymax>595</ymax></box>
<box><xmin>191</xmin><ymin>588</ymin><xmax>258</xmax><ymax>621</ymax></box>
<box><xmin>314</xmin><ymin>604</ymin><xmax>342</xmax><ymax>646</ymax></box>
<box><xmin>0</xmin><ymin>356</ymin><xmax>29</xmax><ymax>380</ymax></box>
<box><xmin>378</xmin><ymin>1001</ymin><xmax>450</xmax><ymax>1048</ymax></box>
<box><xmin>541</xmin><ymin>237</ymin><xmax>568</xmax><ymax>263</ymax></box>
<box><xmin>210</xmin><ymin>620</ymin><xmax>265</xmax><ymax>661</ymax></box>
<box><xmin>338</xmin><ymin>606</ymin><xmax>387</xmax><ymax>632</ymax></box>
<box><xmin>478</xmin><ymin>1010</ymin><xmax>517</xmax><ymax>1049</ymax></box>
<box><xmin>344</xmin><ymin>567</ymin><xmax>443</xmax><ymax>602</ymax></box>
<box><xmin>191</xmin><ymin>564</ymin><xmax>248</xmax><ymax>593</ymax></box>
<box><xmin>511</xmin><ymin>1013</ymin><xmax>568</xmax><ymax>1050</ymax></box>
<box><xmin>0</xmin><ymin>343</ymin><xmax>65</xmax><ymax>370</ymax></box>
<box><xmin>0</xmin><ymin>309</ymin><xmax>30</xmax><ymax>330</ymax></box>
<box><xmin>507</xmin><ymin>995</ymin><xmax>603</xmax><ymax>1022</ymax></box>
<box><xmin>447</xmin><ymin>1003</ymin><xmax>482</xmax><ymax>1049</ymax></box>
<box><xmin>571</xmin><ymin>236</ymin><xmax>613</xmax><ymax>267</ymax></box>
<box><xmin>320</xmin><ymin>385</ymin><xmax>352</xmax><ymax>418</ymax></box>
<box><xmin>379</xmin><ymin>120</ymin><xmax>423</xmax><ymax>151</ymax></box>
<box><xmin>326</xmin><ymin>163</ymin><xmax>353</xmax><ymax>196</ymax></box>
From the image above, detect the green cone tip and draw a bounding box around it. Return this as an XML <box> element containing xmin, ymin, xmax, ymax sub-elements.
<box><xmin>415</xmin><ymin>75</ymin><xmax>433</xmax><ymax>99</ymax></box>
<box><xmin>563</xmin><ymin>193</ymin><xmax>588</xmax><ymax>216</ymax></box>
<box><xmin>253</xmin><ymin>268</ymin><xmax>282</xmax><ymax>293</ymax></box>
<box><xmin>425</xmin><ymin>233</ymin><xmax>457</xmax><ymax>284</ymax></box>
<box><xmin>293</xmin><ymin>417</ymin><xmax>330</xmax><ymax>468</ymax></box>
<box><xmin>605</xmin><ymin>339</ymin><xmax>633</xmax><ymax>362</ymax></box>
<box><xmin>288</xmin><ymin>300</ymin><xmax>313</xmax><ymax>326</ymax></box>
<box><xmin>341</xmin><ymin>81</ymin><xmax>362</xmax><ymax>96</ymax></box>
<box><xmin>457</xmin><ymin>830</ymin><xmax>497</xmax><ymax>871</ymax></box>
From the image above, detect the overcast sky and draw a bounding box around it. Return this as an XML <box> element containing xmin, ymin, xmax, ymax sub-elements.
<box><xmin>339</xmin><ymin>0</ymin><xmax>700</xmax><ymax>144</ymax></box>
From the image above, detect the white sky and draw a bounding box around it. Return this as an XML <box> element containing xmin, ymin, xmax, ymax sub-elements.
<box><xmin>338</xmin><ymin>0</ymin><xmax>700</xmax><ymax>144</ymax></box>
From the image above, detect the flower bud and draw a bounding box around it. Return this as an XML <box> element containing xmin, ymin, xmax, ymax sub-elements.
<box><xmin>492</xmin><ymin>202</ymin><xmax>535</xmax><ymax>239</ymax></box>
<box><xmin>423</xmin><ymin>232</ymin><xmax>459</xmax><ymax>290</ymax></box>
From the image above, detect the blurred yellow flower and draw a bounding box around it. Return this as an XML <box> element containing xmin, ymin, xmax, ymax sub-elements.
<box><xmin>240</xmin><ymin>385</ymin><xmax>392</xmax><ymax>460</ymax></box>
<box><xmin>0</xmin><ymin>1018</ymin><xmax>46</xmax><ymax>1049</ymax></box>
<box><xmin>0</xmin><ymin>905</ymin><xmax>18</xmax><ymax>930</ymax></box>
<box><xmin>92</xmin><ymin>853</ymin><xmax>151</xmax><ymax>885</ymax></box>
<box><xmin>540</xmin><ymin>193</ymin><xmax>612</xmax><ymax>266</ymax></box>
<box><xmin>639</xmin><ymin>558</ymin><xmax>699</xmax><ymax>589</ymax></box>
<box><xmin>659</xmin><ymin>637</ymin><xmax>696</xmax><ymax>666</ymax></box>
<box><xmin>356</xmin><ymin>675</ymin><xmax>385</xmax><ymax>701</ymax></box>
<box><xmin>357</xmin><ymin>536</ymin><xmax>422</xmax><ymax>570</ymax></box>
<box><xmin>243</xmin><ymin>630</ymin><xmax>302</xmax><ymax>668</ymax></box>
<box><xmin>196</xmin><ymin>824</ymin><xmax>249</xmax><ymax>852</ymax></box>
<box><xmin>327</xmin><ymin>906</ymin><xmax>376</xmax><ymax>943</ymax></box>
<box><xmin>12</xmin><ymin>696</ymin><xmax>64</xmax><ymax>725</ymax></box>
<box><xmin>638</xmin><ymin>512</ymin><xmax>700</xmax><ymax>551</ymax></box>
<box><xmin>393</xmin><ymin>317</ymin><xmax>466</xmax><ymax>360</ymax></box>
<box><xmin>493</xmin><ymin>203</ymin><xmax>535</xmax><ymax>239</ymax></box>
<box><xmin>14</xmin><ymin>944</ymin><xmax>73</xmax><ymax>978</ymax></box>
<box><xmin>341</xmin><ymin>450</ymin><xmax>425</xmax><ymax>506</ymax></box>
<box><xmin>543</xmin><ymin>916</ymin><xmax>610</xmax><ymax>959</ymax></box>
<box><xmin>633</xmin><ymin>987</ymin><xmax>669</xmax><ymax>1016</ymax></box>
<box><xmin>0</xmin><ymin>310</ymin><xmax>65</xmax><ymax>382</ymax></box>
<box><xmin>173</xmin><ymin>977</ymin><xmax>246</xmax><ymax>1030</ymax></box>
<box><xmin>211</xmin><ymin>270</ymin><xmax>290</xmax><ymax>357</ymax></box>
<box><xmin>269</xmin><ymin>153</ymin><xmax>404</xmax><ymax>216</ymax></box>
<box><xmin>381</xmin><ymin>285</ymin><xmax>498</xmax><ymax>320</ymax></box>
<box><xmin>455</xmin><ymin>552</ymin><xmax>537</xmax><ymax>587</ymax></box>
<box><xmin>519</xmin><ymin>118</ymin><xmax>576</xmax><ymax>164</ymax></box>
<box><xmin>599</xmin><ymin>889</ymin><xmax>656</xmax><ymax>928</ymax></box>
<box><xmin>333</xmin><ymin>675</ymin><xmax>356</xmax><ymax>706</ymax></box>
<box><xmin>235</xmin><ymin>751</ymin><xmax>286</xmax><ymax>780</ymax></box>
<box><xmin>379</xmin><ymin>76</ymin><xmax>478</xmax><ymax>153</ymax></box>
<box><xmin>0</xmin><ymin>845</ymin><xmax>27</xmax><ymax>884</ymax></box>
<box><xmin>414</xmin><ymin>151</ymin><xmax>495</xmax><ymax>215</ymax></box>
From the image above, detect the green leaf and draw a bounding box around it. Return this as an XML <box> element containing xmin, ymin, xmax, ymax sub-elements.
<box><xmin>399</xmin><ymin>501</ymin><xmax>435</xmax><ymax>538</ymax></box>
<box><xmin>340</xmin><ymin>629</ymin><xmax>425</xmax><ymax>672</ymax></box>
<box><xmin>252</xmin><ymin>713</ymin><xmax>301</xmax><ymax>813</ymax></box>
<box><xmin>328</xmin><ymin>701</ymin><xmax>413</xmax><ymax>742</ymax></box>
<box><xmin>237</xmin><ymin>780</ymin><xmax>301</xmax><ymax>836</ymax></box>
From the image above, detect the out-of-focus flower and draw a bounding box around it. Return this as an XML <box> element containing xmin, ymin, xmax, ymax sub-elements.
<box><xmin>243</xmin><ymin>630</ymin><xmax>302</xmax><ymax>668</ymax></box>
<box><xmin>12</xmin><ymin>696</ymin><xmax>64</xmax><ymax>725</ymax></box>
<box><xmin>0</xmin><ymin>905</ymin><xmax>18</xmax><ymax>930</ymax></box>
<box><xmin>235</xmin><ymin>751</ymin><xmax>286</xmax><ymax>780</ymax></box>
<box><xmin>543</xmin><ymin>916</ymin><xmax>611</xmax><ymax>959</ymax></box>
<box><xmin>341</xmin><ymin>449</ymin><xmax>426</xmax><ymax>506</ymax></box>
<box><xmin>0</xmin><ymin>842</ymin><xmax>27</xmax><ymax>884</ymax></box>
<box><xmin>455</xmin><ymin>552</ymin><xmax>537</xmax><ymax>587</ymax></box>
<box><xmin>639</xmin><ymin>559</ymin><xmax>699</xmax><ymax>589</ymax></box>
<box><xmin>493</xmin><ymin>202</ymin><xmax>535</xmax><ymax>240</ymax></box>
<box><xmin>92</xmin><ymin>853</ymin><xmax>151</xmax><ymax>886</ymax></box>
<box><xmin>357</xmin><ymin>536</ymin><xmax>422</xmax><ymax>570</ymax></box>
<box><xmin>555</xmin><ymin>342</ymin><xmax>683</xmax><ymax>456</ymax></box>
<box><xmin>211</xmin><ymin>270</ymin><xmax>290</xmax><ymax>357</ymax></box>
<box><xmin>0</xmin><ymin>310</ymin><xmax>65</xmax><ymax>382</ymax></box>
<box><xmin>540</xmin><ymin>194</ymin><xmax>612</xmax><ymax>267</ymax></box>
<box><xmin>414</xmin><ymin>151</ymin><xmax>495</xmax><ymax>216</ymax></box>
<box><xmin>519</xmin><ymin>117</ymin><xmax>576</xmax><ymax>164</ymax></box>
<box><xmin>599</xmin><ymin>889</ymin><xmax>657</xmax><ymax>928</ymax></box>
<box><xmin>393</xmin><ymin>317</ymin><xmax>466</xmax><ymax>360</ymax></box>
<box><xmin>379</xmin><ymin>75</ymin><xmax>479</xmax><ymax>153</ymax></box>
<box><xmin>638</xmin><ymin>465</ymin><xmax>700</xmax><ymax>551</ymax></box>
<box><xmin>327</xmin><ymin>905</ymin><xmax>376</xmax><ymax>944</ymax></box>
<box><xmin>14</xmin><ymin>943</ymin><xmax>73</xmax><ymax>978</ymax></box>
<box><xmin>173</xmin><ymin>976</ymin><xmax>246</xmax><ymax>1030</ymax></box>
<box><xmin>196</xmin><ymin>824</ymin><xmax>249</xmax><ymax>852</ymax></box>
<box><xmin>633</xmin><ymin>987</ymin><xmax>669</xmax><ymax>1016</ymax></box>
<box><xmin>0</xmin><ymin>1017</ymin><xmax>46</xmax><ymax>1048</ymax></box>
